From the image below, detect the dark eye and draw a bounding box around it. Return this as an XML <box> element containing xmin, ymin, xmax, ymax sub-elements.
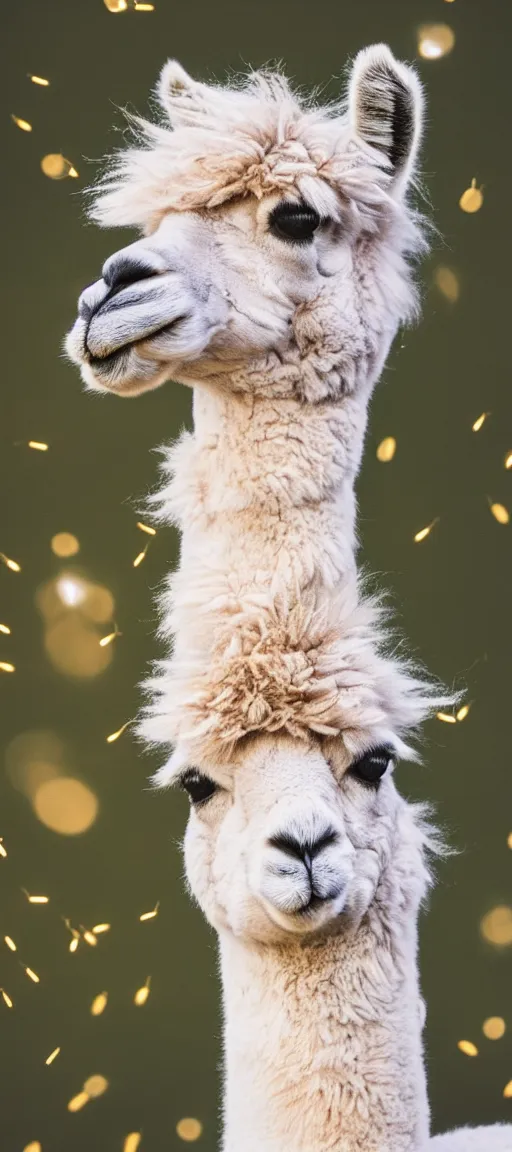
<box><xmin>350</xmin><ymin>747</ymin><xmax>394</xmax><ymax>787</ymax></box>
<box><xmin>269</xmin><ymin>201</ymin><xmax>321</xmax><ymax>243</ymax></box>
<box><xmin>180</xmin><ymin>769</ymin><xmax>219</xmax><ymax>806</ymax></box>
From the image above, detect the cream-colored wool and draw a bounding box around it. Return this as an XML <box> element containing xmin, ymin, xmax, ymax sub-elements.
<box><xmin>66</xmin><ymin>45</ymin><xmax>511</xmax><ymax>1152</ymax></box>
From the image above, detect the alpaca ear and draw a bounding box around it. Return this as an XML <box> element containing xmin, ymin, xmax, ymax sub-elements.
<box><xmin>348</xmin><ymin>44</ymin><xmax>424</xmax><ymax>193</ymax></box>
<box><xmin>158</xmin><ymin>60</ymin><xmax>209</xmax><ymax>127</ymax></box>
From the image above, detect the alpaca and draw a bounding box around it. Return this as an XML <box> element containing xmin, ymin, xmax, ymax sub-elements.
<box><xmin>66</xmin><ymin>47</ymin><xmax>512</xmax><ymax>1151</ymax></box>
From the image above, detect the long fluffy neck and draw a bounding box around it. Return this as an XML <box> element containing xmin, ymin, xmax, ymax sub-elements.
<box><xmin>219</xmin><ymin>910</ymin><xmax>429</xmax><ymax>1152</ymax></box>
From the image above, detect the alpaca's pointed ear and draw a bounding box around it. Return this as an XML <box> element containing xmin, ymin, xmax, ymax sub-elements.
<box><xmin>348</xmin><ymin>44</ymin><xmax>424</xmax><ymax>194</ymax></box>
<box><xmin>158</xmin><ymin>60</ymin><xmax>207</xmax><ymax>127</ymax></box>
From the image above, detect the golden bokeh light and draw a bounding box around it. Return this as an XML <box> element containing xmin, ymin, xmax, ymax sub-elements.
<box><xmin>51</xmin><ymin>533</ymin><xmax>80</xmax><ymax>558</ymax></box>
<box><xmin>23</xmin><ymin>1144</ymin><xmax>42</xmax><ymax>1152</ymax></box>
<box><xmin>507</xmin><ymin>832</ymin><xmax>512</xmax><ymax>850</ymax></box>
<box><xmin>28</xmin><ymin>440</ymin><xmax>49</xmax><ymax>451</ymax></box>
<box><xmin>472</xmin><ymin>412</ymin><xmax>489</xmax><ymax>432</ymax></box>
<box><xmin>45</xmin><ymin>1046</ymin><xmax>61</xmax><ymax>1065</ymax></box>
<box><xmin>29</xmin><ymin>75</ymin><xmax>50</xmax><ymax>86</ymax></box>
<box><xmin>137</xmin><ymin>521</ymin><xmax>156</xmax><ymax>535</ymax></box>
<box><xmin>41</xmin><ymin>154</ymin><xmax>78</xmax><ymax>180</ymax></box>
<box><xmin>417</xmin><ymin>24</ymin><xmax>455</xmax><ymax>59</ymax></box>
<box><xmin>134</xmin><ymin>3</ymin><xmax>155</xmax><ymax>9</ymax></box>
<box><xmin>480</xmin><ymin>906</ymin><xmax>512</xmax><ymax>946</ymax></box>
<box><xmin>436</xmin><ymin>712</ymin><xmax>457</xmax><ymax>725</ymax></box>
<box><xmin>434</xmin><ymin>266</ymin><xmax>460</xmax><ymax>303</ymax></box>
<box><xmin>489</xmin><ymin>502</ymin><xmax>509</xmax><ymax>525</ymax></box>
<box><xmin>133</xmin><ymin>548</ymin><xmax>148</xmax><ymax>567</ymax></box>
<box><xmin>460</xmin><ymin>179</ymin><xmax>484</xmax><ymax>214</ymax></box>
<box><xmin>0</xmin><ymin>840</ymin><xmax>7</xmax><ymax>858</ymax></box>
<box><xmin>0</xmin><ymin>623</ymin><xmax>11</xmax><ymax>634</ymax></box>
<box><xmin>177</xmin><ymin>1118</ymin><xmax>203</xmax><ymax>1142</ymax></box>
<box><xmin>134</xmin><ymin>978</ymin><xmax>151</xmax><ymax>1006</ymax></box>
<box><xmin>83</xmin><ymin>1074</ymin><xmax>109</xmax><ymax>1098</ymax></box>
<box><xmin>505</xmin><ymin>451</ymin><xmax>512</xmax><ymax>470</ymax></box>
<box><xmin>83</xmin><ymin>931</ymin><xmax>98</xmax><ymax>947</ymax></box>
<box><xmin>0</xmin><ymin>662</ymin><xmax>15</xmax><ymax>673</ymax></box>
<box><xmin>414</xmin><ymin>519</ymin><xmax>439</xmax><ymax>543</ymax></box>
<box><xmin>91</xmin><ymin>992</ymin><xmax>108</xmax><ymax>1016</ymax></box>
<box><xmin>104</xmin><ymin>0</ymin><xmax>128</xmax><ymax>10</ymax></box>
<box><xmin>68</xmin><ymin>1091</ymin><xmax>89</xmax><ymax>1113</ymax></box>
<box><xmin>140</xmin><ymin>902</ymin><xmax>159</xmax><ymax>922</ymax></box>
<box><xmin>25</xmin><ymin>893</ymin><xmax>49</xmax><ymax>904</ymax></box>
<box><xmin>504</xmin><ymin>1081</ymin><xmax>512</xmax><ymax>1099</ymax></box>
<box><xmin>107</xmin><ymin>721</ymin><xmax>131</xmax><ymax>743</ymax></box>
<box><xmin>33</xmin><ymin>777</ymin><xmax>98</xmax><ymax>836</ymax></box>
<box><xmin>376</xmin><ymin>436</ymin><xmax>396</xmax><ymax>463</ymax></box>
<box><xmin>482</xmin><ymin>1016</ymin><xmax>506</xmax><ymax>1040</ymax></box>
<box><xmin>456</xmin><ymin>704</ymin><xmax>471</xmax><ymax>722</ymax></box>
<box><xmin>0</xmin><ymin>552</ymin><xmax>21</xmax><ymax>572</ymax></box>
<box><xmin>11</xmin><ymin>115</ymin><xmax>32</xmax><ymax>131</ymax></box>
<box><xmin>4</xmin><ymin>936</ymin><xmax>17</xmax><ymax>952</ymax></box>
<box><xmin>124</xmin><ymin>1135</ymin><xmax>142</xmax><ymax>1152</ymax></box>
<box><xmin>92</xmin><ymin>923</ymin><xmax>110</xmax><ymax>935</ymax></box>
<box><xmin>44</xmin><ymin>615</ymin><xmax>113</xmax><ymax>678</ymax></box>
<box><xmin>24</xmin><ymin>966</ymin><xmax>40</xmax><ymax>983</ymax></box>
<box><xmin>1</xmin><ymin>989</ymin><xmax>13</xmax><ymax>1008</ymax></box>
<box><xmin>457</xmin><ymin>1040</ymin><xmax>478</xmax><ymax>1057</ymax></box>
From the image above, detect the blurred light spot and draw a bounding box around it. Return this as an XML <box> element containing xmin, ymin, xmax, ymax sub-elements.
<box><xmin>4</xmin><ymin>936</ymin><xmax>16</xmax><ymax>951</ymax></box>
<box><xmin>11</xmin><ymin>114</ymin><xmax>32</xmax><ymax>131</ymax></box>
<box><xmin>25</xmin><ymin>894</ymin><xmax>49</xmax><ymax>904</ymax></box>
<box><xmin>482</xmin><ymin>1017</ymin><xmax>506</xmax><ymax>1040</ymax></box>
<box><xmin>25</xmin><ymin>966</ymin><xmax>40</xmax><ymax>983</ymax></box>
<box><xmin>434</xmin><ymin>266</ymin><xmax>460</xmax><ymax>303</ymax></box>
<box><xmin>92</xmin><ymin>923</ymin><xmax>110</xmax><ymax>935</ymax></box>
<box><xmin>45</xmin><ymin>616</ymin><xmax>112</xmax><ymax>678</ymax></box>
<box><xmin>104</xmin><ymin>0</ymin><xmax>128</xmax><ymax>9</ymax></box>
<box><xmin>28</xmin><ymin>441</ymin><xmax>49</xmax><ymax>451</ymax></box>
<box><xmin>490</xmin><ymin>502</ymin><xmax>509</xmax><ymax>525</ymax></box>
<box><xmin>29</xmin><ymin>75</ymin><xmax>50</xmax><ymax>86</ymax></box>
<box><xmin>177</xmin><ymin>1118</ymin><xmax>203</xmax><ymax>1142</ymax></box>
<box><xmin>46</xmin><ymin>1047</ymin><xmax>61</xmax><ymax>1065</ymax></box>
<box><xmin>0</xmin><ymin>624</ymin><xmax>11</xmax><ymax>634</ymax></box>
<box><xmin>99</xmin><ymin>627</ymin><xmax>121</xmax><ymax>647</ymax></box>
<box><xmin>83</xmin><ymin>931</ymin><xmax>98</xmax><ymax>947</ymax></box>
<box><xmin>504</xmin><ymin>451</ymin><xmax>512</xmax><ymax>470</ymax></box>
<box><xmin>1</xmin><ymin>989</ymin><xmax>13</xmax><ymax>1007</ymax></box>
<box><xmin>134</xmin><ymin>977</ymin><xmax>151</xmax><ymax>1006</ymax></box>
<box><xmin>83</xmin><ymin>1074</ymin><xmax>108</xmax><ymax>1098</ymax></box>
<box><xmin>436</xmin><ymin>712</ymin><xmax>457</xmax><ymax>725</ymax></box>
<box><xmin>507</xmin><ymin>832</ymin><xmax>512</xmax><ymax>850</ymax></box>
<box><xmin>69</xmin><ymin>936</ymin><xmax>79</xmax><ymax>953</ymax></box>
<box><xmin>457</xmin><ymin>1040</ymin><xmax>478</xmax><ymax>1057</ymax></box>
<box><xmin>41</xmin><ymin>154</ymin><xmax>77</xmax><ymax>180</ymax></box>
<box><xmin>414</xmin><ymin>519</ymin><xmax>438</xmax><ymax>543</ymax></box>
<box><xmin>124</xmin><ymin>1136</ymin><xmax>142</xmax><ymax>1152</ymax></box>
<box><xmin>6</xmin><ymin>730</ymin><xmax>66</xmax><ymax>800</ymax></box>
<box><xmin>417</xmin><ymin>24</ymin><xmax>455</xmax><ymax>58</ymax></box>
<box><xmin>23</xmin><ymin>1144</ymin><xmax>41</xmax><ymax>1152</ymax></box>
<box><xmin>456</xmin><ymin>704</ymin><xmax>471</xmax><ymax>722</ymax></box>
<box><xmin>376</xmin><ymin>436</ymin><xmax>396</xmax><ymax>463</ymax></box>
<box><xmin>0</xmin><ymin>662</ymin><xmax>15</xmax><ymax>673</ymax></box>
<box><xmin>140</xmin><ymin>902</ymin><xmax>159</xmax><ymax>922</ymax></box>
<box><xmin>0</xmin><ymin>840</ymin><xmax>7</xmax><ymax>858</ymax></box>
<box><xmin>460</xmin><ymin>179</ymin><xmax>484</xmax><ymax>213</ymax></box>
<box><xmin>137</xmin><ymin>521</ymin><xmax>156</xmax><ymax>535</ymax></box>
<box><xmin>68</xmin><ymin>1091</ymin><xmax>89</xmax><ymax>1113</ymax></box>
<box><xmin>33</xmin><ymin>777</ymin><xmax>98</xmax><ymax>836</ymax></box>
<box><xmin>480</xmin><ymin>906</ymin><xmax>512</xmax><ymax>946</ymax></box>
<box><xmin>472</xmin><ymin>412</ymin><xmax>489</xmax><ymax>432</ymax></box>
<box><xmin>504</xmin><ymin>1081</ymin><xmax>512</xmax><ymax>1098</ymax></box>
<box><xmin>107</xmin><ymin>721</ymin><xmax>131</xmax><ymax>743</ymax></box>
<box><xmin>51</xmin><ymin>533</ymin><xmax>80</xmax><ymax>558</ymax></box>
<box><xmin>56</xmin><ymin>576</ymin><xmax>86</xmax><ymax>607</ymax></box>
<box><xmin>134</xmin><ymin>3</ymin><xmax>155</xmax><ymax>10</ymax></box>
<box><xmin>133</xmin><ymin>548</ymin><xmax>147</xmax><ymax>567</ymax></box>
<box><xmin>91</xmin><ymin>992</ymin><xmax>108</xmax><ymax>1016</ymax></box>
<box><xmin>0</xmin><ymin>553</ymin><xmax>21</xmax><ymax>572</ymax></box>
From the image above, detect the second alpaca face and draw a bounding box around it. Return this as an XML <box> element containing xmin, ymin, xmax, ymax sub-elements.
<box><xmin>179</xmin><ymin>737</ymin><xmax>430</xmax><ymax>945</ymax></box>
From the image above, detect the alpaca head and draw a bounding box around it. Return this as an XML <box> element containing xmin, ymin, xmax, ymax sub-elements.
<box><xmin>177</xmin><ymin>733</ymin><xmax>430</xmax><ymax>945</ymax></box>
<box><xmin>66</xmin><ymin>45</ymin><xmax>425</xmax><ymax>402</ymax></box>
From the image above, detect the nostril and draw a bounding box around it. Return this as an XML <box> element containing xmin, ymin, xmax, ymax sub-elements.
<box><xmin>102</xmin><ymin>257</ymin><xmax>157</xmax><ymax>294</ymax></box>
<box><xmin>268</xmin><ymin>828</ymin><xmax>338</xmax><ymax>864</ymax></box>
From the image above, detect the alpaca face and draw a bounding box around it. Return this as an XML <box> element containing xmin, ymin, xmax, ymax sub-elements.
<box><xmin>179</xmin><ymin>737</ymin><xmax>428</xmax><ymax>944</ymax></box>
<box><xmin>66</xmin><ymin>45</ymin><xmax>425</xmax><ymax>400</ymax></box>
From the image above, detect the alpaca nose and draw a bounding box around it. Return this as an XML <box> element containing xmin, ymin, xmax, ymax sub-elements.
<box><xmin>268</xmin><ymin>828</ymin><xmax>338</xmax><ymax>873</ymax></box>
<box><xmin>102</xmin><ymin>253</ymin><xmax>158</xmax><ymax>294</ymax></box>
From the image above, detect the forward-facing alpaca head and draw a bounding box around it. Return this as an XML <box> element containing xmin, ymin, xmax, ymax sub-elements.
<box><xmin>181</xmin><ymin>732</ymin><xmax>430</xmax><ymax>944</ymax></box>
<box><xmin>66</xmin><ymin>44</ymin><xmax>424</xmax><ymax>401</ymax></box>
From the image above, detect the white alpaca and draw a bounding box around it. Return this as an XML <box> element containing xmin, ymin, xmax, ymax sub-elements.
<box><xmin>66</xmin><ymin>46</ymin><xmax>511</xmax><ymax>1152</ymax></box>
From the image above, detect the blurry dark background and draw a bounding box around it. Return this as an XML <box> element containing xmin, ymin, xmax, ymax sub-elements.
<box><xmin>2</xmin><ymin>0</ymin><xmax>512</xmax><ymax>1148</ymax></box>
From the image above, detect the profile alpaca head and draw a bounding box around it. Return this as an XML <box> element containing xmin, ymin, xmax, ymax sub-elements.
<box><xmin>66</xmin><ymin>43</ymin><xmax>425</xmax><ymax>400</ymax></box>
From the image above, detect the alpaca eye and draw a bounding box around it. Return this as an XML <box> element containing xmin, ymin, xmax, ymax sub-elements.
<box><xmin>180</xmin><ymin>769</ymin><xmax>219</xmax><ymax>806</ymax></box>
<box><xmin>269</xmin><ymin>201</ymin><xmax>321</xmax><ymax>243</ymax></box>
<box><xmin>350</xmin><ymin>747</ymin><xmax>394</xmax><ymax>787</ymax></box>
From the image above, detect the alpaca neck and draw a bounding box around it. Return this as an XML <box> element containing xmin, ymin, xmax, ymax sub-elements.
<box><xmin>219</xmin><ymin>912</ymin><xmax>429</xmax><ymax>1152</ymax></box>
<box><xmin>184</xmin><ymin>381</ymin><xmax>370</xmax><ymax>593</ymax></box>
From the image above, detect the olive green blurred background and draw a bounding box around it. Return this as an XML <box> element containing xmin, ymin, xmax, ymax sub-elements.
<box><xmin>2</xmin><ymin>0</ymin><xmax>512</xmax><ymax>1148</ymax></box>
